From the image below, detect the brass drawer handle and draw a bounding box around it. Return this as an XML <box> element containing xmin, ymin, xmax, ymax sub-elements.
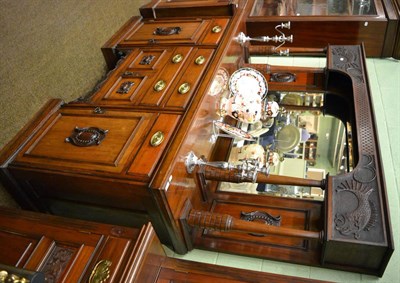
<box><xmin>154</xmin><ymin>80</ymin><xmax>166</xmax><ymax>92</ymax></box>
<box><xmin>172</xmin><ymin>53</ymin><xmax>183</xmax><ymax>63</ymax></box>
<box><xmin>150</xmin><ymin>131</ymin><xmax>164</xmax><ymax>147</ymax></box>
<box><xmin>178</xmin><ymin>83</ymin><xmax>190</xmax><ymax>94</ymax></box>
<box><xmin>195</xmin><ymin>55</ymin><xmax>205</xmax><ymax>65</ymax></box>
<box><xmin>89</xmin><ymin>259</ymin><xmax>112</xmax><ymax>283</ymax></box>
<box><xmin>212</xmin><ymin>25</ymin><xmax>222</xmax><ymax>33</ymax></box>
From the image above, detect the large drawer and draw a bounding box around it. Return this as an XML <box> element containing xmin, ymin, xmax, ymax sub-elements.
<box><xmin>12</xmin><ymin>107</ymin><xmax>181</xmax><ymax>180</ymax></box>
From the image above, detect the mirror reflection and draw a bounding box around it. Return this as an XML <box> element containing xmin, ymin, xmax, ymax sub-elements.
<box><xmin>217</xmin><ymin>91</ymin><xmax>353</xmax><ymax>201</ymax></box>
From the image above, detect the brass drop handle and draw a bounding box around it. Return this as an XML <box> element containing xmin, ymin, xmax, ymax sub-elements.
<box><xmin>150</xmin><ymin>131</ymin><xmax>164</xmax><ymax>147</ymax></box>
<box><xmin>195</xmin><ymin>55</ymin><xmax>205</xmax><ymax>65</ymax></box>
<box><xmin>172</xmin><ymin>53</ymin><xmax>183</xmax><ymax>63</ymax></box>
<box><xmin>178</xmin><ymin>83</ymin><xmax>190</xmax><ymax>94</ymax></box>
<box><xmin>89</xmin><ymin>259</ymin><xmax>112</xmax><ymax>283</ymax></box>
<box><xmin>154</xmin><ymin>80</ymin><xmax>166</xmax><ymax>92</ymax></box>
<box><xmin>212</xmin><ymin>25</ymin><xmax>222</xmax><ymax>33</ymax></box>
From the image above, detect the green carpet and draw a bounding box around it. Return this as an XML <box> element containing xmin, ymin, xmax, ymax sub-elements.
<box><xmin>0</xmin><ymin>0</ymin><xmax>148</xmax><ymax>207</ymax></box>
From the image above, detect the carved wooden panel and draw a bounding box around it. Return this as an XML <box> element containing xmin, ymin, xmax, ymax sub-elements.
<box><xmin>322</xmin><ymin>45</ymin><xmax>393</xmax><ymax>276</ymax></box>
<box><xmin>328</xmin><ymin>45</ymin><xmax>387</xmax><ymax>243</ymax></box>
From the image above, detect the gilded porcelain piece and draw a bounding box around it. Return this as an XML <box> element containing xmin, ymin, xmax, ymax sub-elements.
<box><xmin>219</xmin><ymin>92</ymin><xmax>262</xmax><ymax>124</ymax></box>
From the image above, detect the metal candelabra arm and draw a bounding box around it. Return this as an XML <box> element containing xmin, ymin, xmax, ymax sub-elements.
<box><xmin>234</xmin><ymin>22</ymin><xmax>293</xmax><ymax>56</ymax></box>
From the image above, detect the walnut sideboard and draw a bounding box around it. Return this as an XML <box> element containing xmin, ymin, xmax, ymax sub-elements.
<box><xmin>0</xmin><ymin>207</ymin><xmax>332</xmax><ymax>283</ymax></box>
<box><xmin>0</xmin><ymin>0</ymin><xmax>393</xmax><ymax>277</ymax></box>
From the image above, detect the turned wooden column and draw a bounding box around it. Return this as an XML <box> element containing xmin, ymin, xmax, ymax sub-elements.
<box><xmin>202</xmin><ymin>164</ymin><xmax>325</xmax><ymax>189</ymax></box>
<box><xmin>246</xmin><ymin>45</ymin><xmax>326</xmax><ymax>57</ymax></box>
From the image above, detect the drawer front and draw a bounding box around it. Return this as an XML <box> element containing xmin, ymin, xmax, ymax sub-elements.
<box><xmin>128</xmin><ymin>113</ymin><xmax>181</xmax><ymax>181</ymax></box>
<box><xmin>165</xmin><ymin>48</ymin><xmax>214</xmax><ymax>110</ymax></box>
<box><xmin>121</xmin><ymin>19</ymin><xmax>210</xmax><ymax>46</ymax></box>
<box><xmin>91</xmin><ymin>48</ymin><xmax>174</xmax><ymax>104</ymax></box>
<box><xmin>201</xmin><ymin>200</ymin><xmax>322</xmax><ymax>249</ymax></box>
<box><xmin>14</xmin><ymin>108</ymin><xmax>158</xmax><ymax>175</ymax></box>
<box><xmin>201</xmin><ymin>18</ymin><xmax>230</xmax><ymax>45</ymax></box>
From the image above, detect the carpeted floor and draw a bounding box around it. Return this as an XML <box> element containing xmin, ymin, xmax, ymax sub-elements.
<box><xmin>0</xmin><ymin>0</ymin><xmax>148</xmax><ymax>207</ymax></box>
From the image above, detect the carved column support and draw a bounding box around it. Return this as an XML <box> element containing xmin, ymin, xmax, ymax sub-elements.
<box><xmin>187</xmin><ymin>209</ymin><xmax>323</xmax><ymax>242</ymax></box>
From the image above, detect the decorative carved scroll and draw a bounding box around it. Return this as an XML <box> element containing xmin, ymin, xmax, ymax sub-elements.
<box><xmin>40</xmin><ymin>246</ymin><xmax>74</xmax><ymax>282</ymax></box>
<box><xmin>334</xmin><ymin>182</ymin><xmax>378</xmax><ymax>239</ymax></box>
<box><xmin>240</xmin><ymin>211</ymin><xmax>281</xmax><ymax>226</ymax></box>
<box><xmin>139</xmin><ymin>55</ymin><xmax>155</xmax><ymax>65</ymax></box>
<box><xmin>116</xmin><ymin>81</ymin><xmax>134</xmax><ymax>94</ymax></box>
<box><xmin>65</xmin><ymin>127</ymin><xmax>108</xmax><ymax>147</ymax></box>
<box><xmin>331</xmin><ymin>46</ymin><xmax>364</xmax><ymax>83</ymax></box>
<box><xmin>153</xmin><ymin>26</ymin><xmax>182</xmax><ymax>35</ymax></box>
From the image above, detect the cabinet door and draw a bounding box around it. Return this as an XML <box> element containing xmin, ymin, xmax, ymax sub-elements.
<box><xmin>13</xmin><ymin>108</ymin><xmax>180</xmax><ymax>179</ymax></box>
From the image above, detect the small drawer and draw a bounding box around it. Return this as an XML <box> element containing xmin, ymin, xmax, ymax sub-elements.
<box><xmin>137</xmin><ymin>46</ymin><xmax>193</xmax><ymax>108</ymax></box>
<box><xmin>127</xmin><ymin>48</ymin><xmax>173</xmax><ymax>71</ymax></box>
<box><xmin>127</xmin><ymin>113</ymin><xmax>181</xmax><ymax>181</ymax></box>
<box><xmin>90</xmin><ymin>47</ymin><xmax>193</xmax><ymax>107</ymax></box>
<box><xmin>202</xmin><ymin>18</ymin><xmax>230</xmax><ymax>45</ymax></box>
<box><xmin>165</xmin><ymin>48</ymin><xmax>214</xmax><ymax>110</ymax></box>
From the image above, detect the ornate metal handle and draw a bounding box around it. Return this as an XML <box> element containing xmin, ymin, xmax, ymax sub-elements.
<box><xmin>89</xmin><ymin>259</ymin><xmax>112</xmax><ymax>283</ymax></box>
<box><xmin>65</xmin><ymin>127</ymin><xmax>108</xmax><ymax>147</ymax></box>
<box><xmin>153</xmin><ymin>26</ymin><xmax>181</xmax><ymax>35</ymax></box>
<box><xmin>116</xmin><ymin>81</ymin><xmax>134</xmax><ymax>94</ymax></box>
<box><xmin>150</xmin><ymin>131</ymin><xmax>164</xmax><ymax>147</ymax></box>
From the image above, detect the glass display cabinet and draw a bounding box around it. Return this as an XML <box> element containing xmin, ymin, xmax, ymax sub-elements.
<box><xmin>245</xmin><ymin>0</ymin><xmax>400</xmax><ymax>58</ymax></box>
<box><xmin>0</xmin><ymin>0</ymin><xmax>393</xmax><ymax>278</ymax></box>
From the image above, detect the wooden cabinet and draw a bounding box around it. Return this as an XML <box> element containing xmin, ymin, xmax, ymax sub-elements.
<box><xmin>0</xmin><ymin>207</ymin><xmax>330</xmax><ymax>283</ymax></box>
<box><xmin>102</xmin><ymin>16</ymin><xmax>229</xmax><ymax>69</ymax></box>
<box><xmin>245</xmin><ymin>0</ymin><xmax>400</xmax><ymax>58</ymax></box>
<box><xmin>0</xmin><ymin>0</ymin><xmax>393</xmax><ymax>278</ymax></box>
